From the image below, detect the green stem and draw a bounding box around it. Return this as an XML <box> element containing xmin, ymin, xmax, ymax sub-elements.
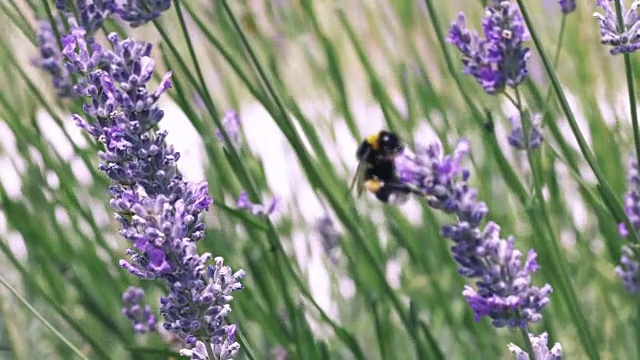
<box><xmin>613</xmin><ymin>0</ymin><xmax>640</xmax><ymax>180</ymax></box>
<box><xmin>0</xmin><ymin>275</ymin><xmax>89</xmax><ymax>360</ymax></box>
<box><xmin>220</xmin><ymin>2</ymin><xmax>436</xmax><ymax>357</ymax></box>
<box><xmin>422</xmin><ymin>0</ymin><xmax>483</xmax><ymax>118</ymax></box>
<box><xmin>159</xmin><ymin>6</ymin><xmax>313</xmax><ymax>355</ymax></box>
<box><xmin>237</xmin><ymin>329</ymin><xmax>258</xmax><ymax>360</ymax></box>
<box><xmin>515</xmin><ymin>86</ymin><xmax>600</xmax><ymax>360</ymax></box>
<box><xmin>515</xmin><ymin>0</ymin><xmax>640</xmax><ymax>248</ymax></box>
<box><xmin>173</xmin><ymin>0</ymin><xmax>224</xmax><ymax>137</ymax></box>
<box><xmin>422</xmin><ymin>0</ymin><xmax>532</xmax><ymax>205</ymax></box>
<box><xmin>218</xmin><ymin>1</ymin><xmax>296</xmax><ymax>137</ymax></box>
<box><xmin>422</xmin><ymin>2</ymin><xmax>601</xmax><ymax>357</ymax></box>
<box><xmin>40</xmin><ymin>0</ymin><xmax>63</xmax><ymax>51</ymax></box>
<box><xmin>0</xmin><ymin>2</ymin><xmax>36</xmax><ymax>46</ymax></box>
<box><xmin>519</xmin><ymin>326</ymin><xmax>536</xmax><ymax>360</ymax></box>
<box><xmin>181</xmin><ymin>1</ymin><xmax>267</xmax><ymax>104</ymax></box>
<box><xmin>204</xmin><ymin>341</ymin><xmax>216</xmax><ymax>360</ymax></box>
<box><xmin>540</xmin><ymin>15</ymin><xmax>567</xmax><ymax>122</ymax></box>
<box><xmin>171</xmin><ymin>7</ymin><xmax>365</xmax><ymax>358</ymax></box>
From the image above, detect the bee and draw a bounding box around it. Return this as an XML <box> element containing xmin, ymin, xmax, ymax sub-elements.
<box><xmin>349</xmin><ymin>130</ymin><xmax>422</xmax><ymax>204</ymax></box>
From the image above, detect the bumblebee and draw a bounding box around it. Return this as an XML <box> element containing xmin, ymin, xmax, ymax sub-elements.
<box><xmin>349</xmin><ymin>130</ymin><xmax>422</xmax><ymax>204</ymax></box>
<box><xmin>355</xmin><ymin>130</ymin><xmax>403</xmax><ymax>164</ymax></box>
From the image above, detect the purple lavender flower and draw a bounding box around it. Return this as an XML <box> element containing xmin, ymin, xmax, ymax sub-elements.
<box><xmin>448</xmin><ymin>14</ymin><xmax>500</xmax><ymax>94</ymax></box>
<box><xmin>617</xmin><ymin>157</ymin><xmax>640</xmax><ymax>293</ymax></box>
<box><xmin>56</xmin><ymin>0</ymin><xmax>114</xmax><ymax>35</ymax></box>
<box><xmin>56</xmin><ymin>0</ymin><xmax>116</xmax><ymax>35</ymax></box>
<box><xmin>482</xmin><ymin>1</ymin><xmax>530</xmax><ymax>87</ymax></box>
<box><xmin>53</xmin><ymin>0</ymin><xmax>173</xmax><ymax>31</ymax></box>
<box><xmin>448</xmin><ymin>1</ymin><xmax>530</xmax><ymax>94</ymax></box>
<box><xmin>61</xmin><ymin>27</ymin><xmax>244</xmax><ymax>353</ymax></box>
<box><xmin>236</xmin><ymin>191</ymin><xmax>279</xmax><ymax>216</ymax></box>
<box><xmin>111</xmin><ymin>0</ymin><xmax>172</xmax><ymax>27</ymax></box>
<box><xmin>317</xmin><ymin>216</ymin><xmax>340</xmax><ymax>263</ymax></box>
<box><xmin>35</xmin><ymin>0</ymin><xmax>175</xmax><ymax>98</ymax></box>
<box><xmin>624</xmin><ymin>157</ymin><xmax>640</xmax><ymax>234</ymax></box>
<box><xmin>193</xmin><ymin>92</ymin><xmax>206</xmax><ymax>110</ymax></box>
<box><xmin>619</xmin><ymin>222</ymin><xmax>630</xmax><ymax>237</ymax></box>
<box><xmin>80</xmin><ymin>0</ymin><xmax>115</xmax><ymax>34</ymax></box>
<box><xmin>33</xmin><ymin>19</ymin><xmax>73</xmax><ymax>97</ymax></box>
<box><xmin>507</xmin><ymin>113</ymin><xmax>544</xmax><ymax>150</ymax></box>
<box><xmin>180</xmin><ymin>326</ymin><xmax>240</xmax><ymax>360</ymax></box>
<box><xmin>122</xmin><ymin>286</ymin><xmax>157</xmax><ymax>333</ymax></box>
<box><xmin>508</xmin><ymin>332</ymin><xmax>562</xmax><ymax>359</ymax></box>
<box><xmin>616</xmin><ymin>246</ymin><xmax>639</xmax><ymax>293</ymax></box>
<box><xmin>215</xmin><ymin>110</ymin><xmax>242</xmax><ymax>148</ymax></box>
<box><xmin>559</xmin><ymin>0</ymin><xmax>577</xmax><ymax>14</ymax></box>
<box><xmin>394</xmin><ymin>140</ymin><xmax>552</xmax><ymax>327</ymax></box>
<box><xmin>55</xmin><ymin>0</ymin><xmax>68</xmax><ymax>10</ymax></box>
<box><xmin>34</xmin><ymin>0</ymin><xmax>110</xmax><ymax>98</ymax></box>
<box><xmin>594</xmin><ymin>0</ymin><xmax>640</xmax><ymax>55</ymax></box>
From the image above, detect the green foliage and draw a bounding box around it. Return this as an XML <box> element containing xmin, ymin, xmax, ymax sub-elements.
<box><xmin>0</xmin><ymin>0</ymin><xmax>637</xmax><ymax>359</ymax></box>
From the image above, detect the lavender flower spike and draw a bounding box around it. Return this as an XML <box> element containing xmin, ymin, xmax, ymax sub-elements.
<box><xmin>507</xmin><ymin>113</ymin><xmax>544</xmax><ymax>150</ymax></box>
<box><xmin>559</xmin><ymin>0</ymin><xmax>576</xmax><ymax>14</ymax></box>
<box><xmin>448</xmin><ymin>1</ymin><xmax>530</xmax><ymax>94</ymax></box>
<box><xmin>623</xmin><ymin>157</ymin><xmax>640</xmax><ymax>235</ymax></box>
<box><xmin>180</xmin><ymin>327</ymin><xmax>240</xmax><ymax>360</ymax></box>
<box><xmin>56</xmin><ymin>0</ymin><xmax>114</xmax><ymax>35</ymax></box>
<box><xmin>34</xmin><ymin>1</ymin><xmax>111</xmax><ymax>98</ymax></box>
<box><xmin>594</xmin><ymin>0</ymin><xmax>640</xmax><ymax>55</ymax></box>
<box><xmin>616</xmin><ymin>157</ymin><xmax>640</xmax><ymax>293</ymax></box>
<box><xmin>615</xmin><ymin>246</ymin><xmax>639</xmax><ymax>293</ymax></box>
<box><xmin>33</xmin><ymin>19</ymin><xmax>73</xmax><ymax>97</ymax></box>
<box><xmin>508</xmin><ymin>332</ymin><xmax>562</xmax><ymax>359</ymax></box>
<box><xmin>61</xmin><ymin>28</ymin><xmax>245</xmax><ymax>352</ymax></box>
<box><xmin>122</xmin><ymin>286</ymin><xmax>157</xmax><ymax>333</ymax></box>
<box><xmin>111</xmin><ymin>0</ymin><xmax>172</xmax><ymax>27</ymax></box>
<box><xmin>236</xmin><ymin>191</ymin><xmax>279</xmax><ymax>216</ymax></box>
<box><xmin>395</xmin><ymin>139</ymin><xmax>552</xmax><ymax>328</ymax></box>
<box><xmin>215</xmin><ymin>110</ymin><xmax>243</xmax><ymax>148</ymax></box>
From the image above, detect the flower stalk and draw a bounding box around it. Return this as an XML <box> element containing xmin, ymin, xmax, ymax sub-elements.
<box><xmin>60</xmin><ymin>23</ymin><xmax>244</xmax><ymax>357</ymax></box>
<box><xmin>395</xmin><ymin>139</ymin><xmax>552</xmax><ymax>328</ymax></box>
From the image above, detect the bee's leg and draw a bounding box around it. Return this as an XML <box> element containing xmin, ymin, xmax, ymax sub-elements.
<box><xmin>364</xmin><ymin>179</ymin><xmax>393</xmax><ymax>202</ymax></box>
<box><xmin>365</xmin><ymin>179</ymin><xmax>424</xmax><ymax>204</ymax></box>
<box><xmin>374</xmin><ymin>183</ymin><xmax>413</xmax><ymax>204</ymax></box>
<box><xmin>387</xmin><ymin>192</ymin><xmax>410</xmax><ymax>205</ymax></box>
<box><xmin>384</xmin><ymin>182</ymin><xmax>424</xmax><ymax>196</ymax></box>
<box><xmin>364</xmin><ymin>179</ymin><xmax>383</xmax><ymax>194</ymax></box>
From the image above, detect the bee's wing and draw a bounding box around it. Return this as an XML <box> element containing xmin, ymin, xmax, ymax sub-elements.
<box><xmin>348</xmin><ymin>161</ymin><xmax>368</xmax><ymax>197</ymax></box>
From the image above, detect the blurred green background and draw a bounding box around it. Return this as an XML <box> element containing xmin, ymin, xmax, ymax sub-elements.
<box><xmin>0</xmin><ymin>0</ymin><xmax>638</xmax><ymax>359</ymax></box>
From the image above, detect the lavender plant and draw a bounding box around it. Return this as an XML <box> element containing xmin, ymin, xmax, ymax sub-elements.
<box><xmin>448</xmin><ymin>0</ymin><xmax>543</xmax><ymax>151</ymax></box>
<box><xmin>617</xmin><ymin>158</ymin><xmax>640</xmax><ymax>293</ymax></box>
<box><xmin>508</xmin><ymin>332</ymin><xmax>562</xmax><ymax>359</ymax></box>
<box><xmin>33</xmin><ymin>19</ymin><xmax>73</xmax><ymax>97</ymax></box>
<box><xmin>395</xmin><ymin>139</ymin><xmax>552</xmax><ymax>328</ymax></box>
<box><xmin>111</xmin><ymin>0</ymin><xmax>172</xmax><ymax>28</ymax></box>
<box><xmin>60</xmin><ymin>24</ymin><xmax>244</xmax><ymax>357</ymax></box>
<box><xmin>236</xmin><ymin>191</ymin><xmax>279</xmax><ymax>216</ymax></box>
<box><xmin>215</xmin><ymin>110</ymin><xmax>243</xmax><ymax>148</ymax></box>
<box><xmin>447</xmin><ymin>1</ymin><xmax>530</xmax><ymax>95</ymax></box>
<box><xmin>121</xmin><ymin>286</ymin><xmax>157</xmax><ymax>333</ymax></box>
<box><xmin>559</xmin><ymin>0</ymin><xmax>577</xmax><ymax>14</ymax></box>
<box><xmin>55</xmin><ymin>0</ymin><xmax>173</xmax><ymax>28</ymax></box>
<box><xmin>5</xmin><ymin>0</ymin><xmax>640</xmax><ymax>358</ymax></box>
<box><xmin>593</xmin><ymin>0</ymin><xmax>640</xmax><ymax>55</ymax></box>
<box><xmin>507</xmin><ymin>113</ymin><xmax>544</xmax><ymax>150</ymax></box>
<box><xmin>442</xmin><ymin>6</ymin><xmax>560</xmax><ymax>358</ymax></box>
<box><xmin>34</xmin><ymin>0</ymin><xmax>175</xmax><ymax>97</ymax></box>
<box><xmin>55</xmin><ymin>0</ymin><xmax>114</xmax><ymax>35</ymax></box>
